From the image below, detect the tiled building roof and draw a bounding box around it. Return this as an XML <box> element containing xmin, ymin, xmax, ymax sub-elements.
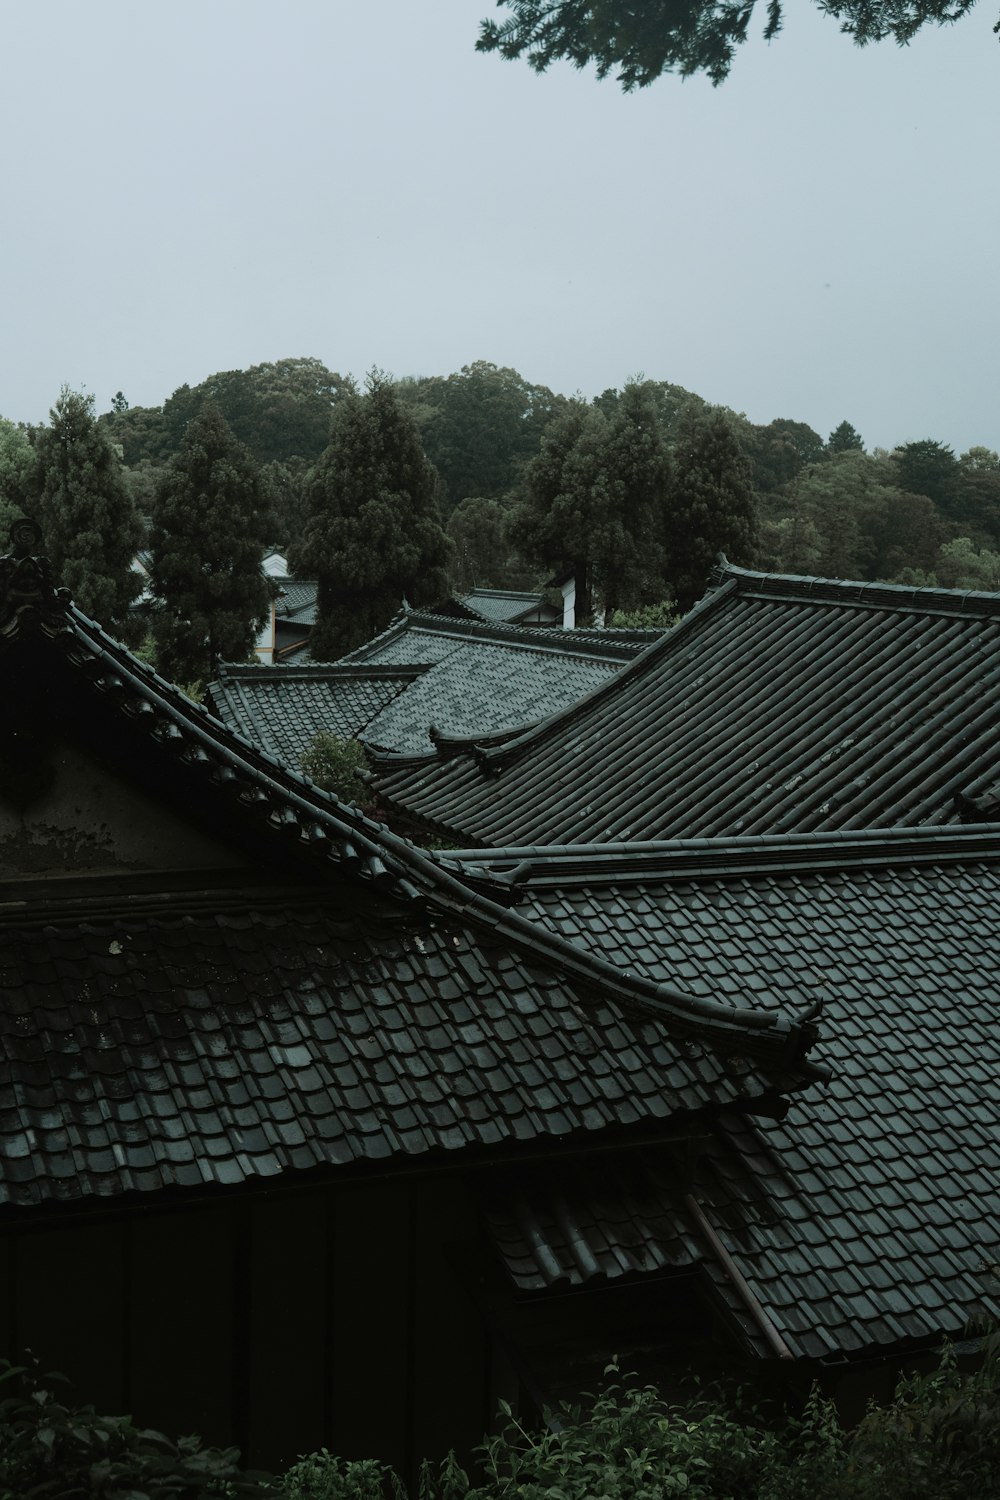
<box><xmin>207</xmin><ymin>665</ymin><xmax>421</xmax><ymax>767</ymax></box>
<box><xmin>0</xmin><ymin>890</ymin><xmax>820</xmax><ymax>1209</ymax></box>
<box><xmin>460</xmin><ymin>589</ymin><xmax>559</xmax><ymax>625</ymax></box>
<box><xmin>213</xmin><ymin>610</ymin><xmax>661</xmax><ymax>760</ymax></box>
<box><xmin>0</xmin><ymin>526</ymin><xmax>822</xmax><ymax>1215</ymax></box>
<box><xmin>372</xmin><ymin>564</ymin><xmax>1000</xmax><ymax>845</ymax></box>
<box><xmin>451</xmin><ymin>827</ymin><xmax>1000</xmax><ymax>1359</ymax></box>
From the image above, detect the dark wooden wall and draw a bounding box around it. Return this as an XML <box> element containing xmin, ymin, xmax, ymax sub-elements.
<box><xmin>0</xmin><ymin>1171</ymin><xmax>514</xmax><ymax>1480</ymax></box>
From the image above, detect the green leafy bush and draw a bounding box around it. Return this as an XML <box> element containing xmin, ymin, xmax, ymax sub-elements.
<box><xmin>607</xmin><ymin>601</ymin><xmax>678</xmax><ymax>629</ymax></box>
<box><xmin>275</xmin><ymin>1334</ymin><xmax>1000</xmax><ymax>1500</ymax></box>
<box><xmin>300</xmin><ymin>732</ymin><xmax>371</xmax><ymax>806</ymax></box>
<box><xmin>0</xmin><ymin>1356</ymin><xmax>272</xmax><ymax>1499</ymax></box>
<box><xmin>280</xmin><ymin>1449</ymin><xmax>407</xmax><ymax>1500</ymax></box>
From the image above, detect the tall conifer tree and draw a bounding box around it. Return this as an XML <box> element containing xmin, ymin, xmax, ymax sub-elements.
<box><xmin>507</xmin><ymin>382</ymin><xmax>670</xmax><ymax>620</ymax></box>
<box><xmin>34</xmin><ymin>388</ymin><xmax>142</xmax><ymax>633</ymax></box>
<box><xmin>667</xmin><ymin>404</ymin><xmax>758</xmax><ymax>612</ymax></box>
<box><xmin>290</xmin><ymin>372</ymin><xmax>452</xmax><ymax>659</ymax></box>
<box><xmin>150</xmin><ymin>403</ymin><xmax>270</xmax><ymax>686</ymax></box>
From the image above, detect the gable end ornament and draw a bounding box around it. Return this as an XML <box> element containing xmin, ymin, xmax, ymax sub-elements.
<box><xmin>0</xmin><ymin>519</ymin><xmax>72</xmax><ymax>631</ymax></box>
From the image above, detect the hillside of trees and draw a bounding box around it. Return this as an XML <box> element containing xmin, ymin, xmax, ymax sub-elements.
<box><xmin>2</xmin><ymin>356</ymin><xmax>999</xmax><ymax>670</ymax></box>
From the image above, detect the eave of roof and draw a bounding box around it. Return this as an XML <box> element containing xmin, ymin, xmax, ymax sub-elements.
<box><xmin>0</xmin><ymin>532</ymin><xmax>825</xmax><ymax>1096</ymax></box>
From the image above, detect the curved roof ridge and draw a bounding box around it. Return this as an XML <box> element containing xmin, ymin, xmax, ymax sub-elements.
<box><xmin>355</xmin><ymin>608</ymin><xmax>662</xmax><ymax>661</ymax></box>
<box><xmin>0</xmin><ymin>533</ymin><xmax>826</xmax><ymax>1091</ymax></box>
<box><xmin>719</xmin><ymin>559</ymin><xmax>1000</xmax><ymax>616</ymax></box>
<box><xmin>368</xmin><ymin>579</ymin><xmax>737</xmax><ymax>776</ymax></box>
<box><xmin>438</xmin><ymin>824</ymin><xmax>1000</xmax><ymax>885</ymax></box>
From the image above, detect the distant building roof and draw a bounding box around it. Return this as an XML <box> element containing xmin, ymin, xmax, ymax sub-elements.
<box><xmin>207</xmin><ymin>664</ymin><xmax>423</xmax><ymax>766</ymax></box>
<box><xmin>460</xmin><ymin>589</ymin><xmax>560</xmax><ymax>626</ymax></box>
<box><xmin>372</xmin><ymin>562</ymin><xmax>1000</xmax><ymax>846</ymax></box>
<box><xmin>211</xmin><ymin>610</ymin><xmax>665</xmax><ymax>765</ymax></box>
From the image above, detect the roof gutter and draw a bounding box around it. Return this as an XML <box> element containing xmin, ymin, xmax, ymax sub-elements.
<box><xmin>684</xmin><ymin>1192</ymin><xmax>795</xmax><ymax>1361</ymax></box>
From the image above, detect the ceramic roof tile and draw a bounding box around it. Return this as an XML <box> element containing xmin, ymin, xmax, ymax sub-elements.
<box><xmin>0</xmin><ymin>891</ymin><xmax>818</xmax><ymax>1211</ymax></box>
<box><xmin>374</xmin><ymin>567</ymin><xmax>1000</xmax><ymax>843</ymax></box>
<box><xmin>465</xmin><ymin>828</ymin><xmax>1000</xmax><ymax>1358</ymax></box>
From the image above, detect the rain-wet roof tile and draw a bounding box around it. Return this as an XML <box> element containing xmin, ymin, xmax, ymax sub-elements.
<box><xmin>373</xmin><ymin>564</ymin><xmax>1000</xmax><ymax>844</ymax></box>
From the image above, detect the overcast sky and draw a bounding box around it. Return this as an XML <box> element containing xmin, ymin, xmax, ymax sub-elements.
<box><xmin>2</xmin><ymin>1</ymin><xmax>997</xmax><ymax>454</ymax></box>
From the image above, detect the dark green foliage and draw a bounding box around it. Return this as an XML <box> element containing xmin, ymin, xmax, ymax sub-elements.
<box><xmin>509</xmin><ymin>382</ymin><xmax>671</xmax><ymax>620</ymax></box>
<box><xmin>598</xmin><ymin>382</ymin><xmax>673</xmax><ymax>613</ymax></box>
<box><xmin>746</xmin><ymin>418</ymin><xmax>827</xmax><ymax>498</ymax></box>
<box><xmin>277</xmin><ymin>1334</ymin><xmax>1000</xmax><ymax>1500</ymax></box>
<box><xmin>300</xmin><ymin>732</ymin><xmax>372</xmax><ymax>807</ymax></box>
<box><xmin>476</xmin><ymin>0</ymin><xmax>982</xmax><ymax>88</ymax></box>
<box><xmin>667</xmin><ymin>403</ymin><xmax>758</xmax><ymax>612</ymax></box>
<box><xmin>447</xmin><ymin>497</ymin><xmax>520</xmax><ymax>591</ymax></box>
<box><xmin>934</xmin><ymin>536</ymin><xmax>1000</xmax><ymax>590</ymax></box>
<box><xmin>281</xmin><ymin>1449</ymin><xmax>407</xmax><ymax>1499</ymax></box>
<box><xmin>507</xmin><ymin>400</ymin><xmax>607</xmax><ymax>623</ymax></box>
<box><xmin>33</xmin><ymin>387</ymin><xmax>143</xmax><ymax>634</ymax></box>
<box><xmin>827</xmin><ymin>420</ymin><xmax>865</xmax><ymax>454</ymax></box>
<box><xmin>0</xmin><ymin>417</ymin><xmax>33</xmax><ymax>540</ymax></box>
<box><xmin>149</xmin><ymin>403</ymin><xmax>271</xmax><ymax>687</ymax></box>
<box><xmin>162</xmin><ymin>358</ymin><xmax>349</xmax><ymax>468</ymax></box>
<box><xmin>951</xmin><ymin>447</ymin><xmax>1000</xmax><ymax>544</ymax></box>
<box><xmin>398</xmin><ymin>363</ymin><xmax>566</xmax><ymax>516</ymax></box>
<box><xmin>608</xmin><ymin>600</ymin><xmax>678</xmax><ymax>627</ymax></box>
<box><xmin>891</xmin><ymin>438</ymin><xmax>960</xmax><ymax>512</ymax></box>
<box><xmin>290</xmin><ymin>373</ymin><xmax>453</xmax><ymax>659</ymax></box>
<box><xmin>262</xmin><ymin>457</ymin><xmax>312</xmax><ymax>547</ymax></box>
<box><xmin>101</xmin><ymin>398</ymin><xmax>172</xmax><ymax>466</ymax></box>
<box><xmin>0</xmin><ymin>1356</ymin><xmax>271</xmax><ymax>1498</ymax></box>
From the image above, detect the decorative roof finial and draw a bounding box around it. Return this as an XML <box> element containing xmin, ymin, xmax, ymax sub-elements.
<box><xmin>0</xmin><ymin>518</ymin><xmax>69</xmax><ymax>630</ymax></box>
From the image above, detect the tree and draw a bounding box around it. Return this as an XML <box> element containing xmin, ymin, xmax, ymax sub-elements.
<box><xmin>0</xmin><ymin>417</ymin><xmax>34</xmax><ymax>542</ymax></box>
<box><xmin>828</xmin><ymin>420</ymin><xmax>865</xmax><ymax>453</ymax></box>
<box><xmin>595</xmin><ymin>381</ymin><xmax>672</xmax><ymax>613</ymax></box>
<box><xmin>289</xmin><ymin>373</ymin><xmax>453</xmax><ymax>659</ymax></box>
<box><xmin>746</xmin><ymin>417</ymin><xmax>827</xmax><ymax>498</ymax></box>
<box><xmin>476</xmin><ymin>0</ymin><xmax>984</xmax><ymax>89</ymax></box>
<box><xmin>447</xmin><ymin>496</ymin><xmax>516</xmax><ymax>591</ymax></box>
<box><xmin>33</xmin><ymin>388</ymin><xmax>143</xmax><ymax>634</ymax></box>
<box><xmin>397</xmin><ymin>362</ymin><xmax>565</xmax><ymax>515</ymax></box>
<box><xmin>149</xmin><ymin>403</ymin><xmax>271</xmax><ymax>686</ymax></box>
<box><xmin>162</xmin><ymin>358</ymin><xmax>349</xmax><ymax>468</ymax></box>
<box><xmin>935</xmin><ymin>535</ymin><xmax>1000</xmax><ymax>590</ymax></box>
<box><xmin>508</xmin><ymin>383</ymin><xmax>671</xmax><ymax>621</ymax></box>
<box><xmin>952</xmin><ymin>447</ymin><xmax>1000</xmax><ymax>545</ymax></box>
<box><xmin>891</xmin><ymin>439</ymin><xmax>959</xmax><ymax>513</ymax></box>
<box><xmin>667</xmin><ymin>404</ymin><xmax>758</xmax><ymax>611</ymax></box>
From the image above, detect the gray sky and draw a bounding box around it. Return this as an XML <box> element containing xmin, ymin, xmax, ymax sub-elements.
<box><xmin>2</xmin><ymin>1</ymin><xmax>997</xmax><ymax>454</ymax></box>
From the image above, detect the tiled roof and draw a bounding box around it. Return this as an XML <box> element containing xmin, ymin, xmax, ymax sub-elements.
<box><xmin>0</xmin><ymin>528</ymin><xmax>824</xmax><ymax>1214</ymax></box>
<box><xmin>372</xmin><ymin>564</ymin><xmax>1000</xmax><ymax>845</ymax></box>
<box><xmin>207</xmin><ymin>665</ymin><xmax>421</xmax><ymax>767</ymax></box>
<box><xmin>461</xmin><ymin>589</ymin><xmax>556</xmax><ymax>624</ymax></box>
<box><xmin>275</xmin><ymin>578</ymin><xmax>318</xmax><ymax>624</ymax></box>
<box><xmin>453</xmin><ymin>827</ymin><xmax>1000</xmax><ymax>1359</ymax></box>
<box><xmin>319</xmin><ymin>610</ymin><xmax>661</xmax><ymax>755</ymax></box>
<box><xmin>0</xmin><ymin>887</ymin><xmax>821</xmax><ymax>1210</ymax></box>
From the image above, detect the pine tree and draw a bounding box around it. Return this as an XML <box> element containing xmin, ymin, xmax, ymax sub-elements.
<box><xmin>289</xmin><ymin>372</ymin><xmax>453</xmax><ymax>659</ymax></box>
<box><xmin>597</xmin><ymin>382</ymin><xmax>671</xmax><ymax>614</ymax></box>
<box><xmin>0</xmin><ymin>418</ymin><xmax>33</xmax><ymax>542</ymax></box>
<box><xmin>33</xmin><ymin>388</ymin><xmax>143</xmax><ymax>633</ymax></box>
<box><xmin>507</xmin><ymin>382</ymin><xmax>670</xmax><ymax>620</ymax></box>
<box><xmin>506</xmin><ymin>400</ymin><xmax>605</xmax><ymax>622</ymax></box>
<box><xmin>827</xmin><ymin>420</ymin><xmax>865</xmax><ymax>454</ymax></box>
<box><xmin>150</xmin><ymin>403</ymin><xmax>270</xmax><ymax>686</ymax></box>
<box><xmin>667</xmin><ymin>404</ymin><xmax>758</xmax><ymax>612</ymax></box>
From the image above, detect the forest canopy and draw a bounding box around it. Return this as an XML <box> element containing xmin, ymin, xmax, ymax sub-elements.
<box><xmin>3</xmin><ymin>356</ymin><xmax>999</xmax><ymax>671</ymax></box>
